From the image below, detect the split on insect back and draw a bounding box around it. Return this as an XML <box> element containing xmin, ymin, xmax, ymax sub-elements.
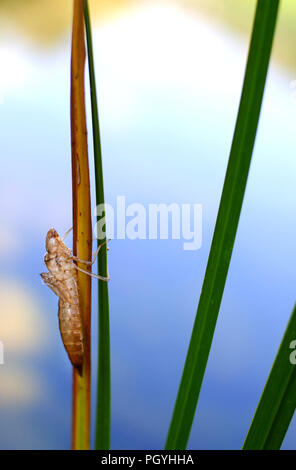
<box><xmin>40</xmin><ymin>227</ymin><xmax>109</xmax><ymax>369</ymax></box>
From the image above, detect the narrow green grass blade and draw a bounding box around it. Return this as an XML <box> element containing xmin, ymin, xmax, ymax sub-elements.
<box><xmin>243</xmin><ymin>305</ymin><xmax>296</xmax><ymax>450</ymax></box>
<box><xmin>165</xmin><ymin>0</ymin><xmax>280</xmax><ymax>450</ymax></box>
<box><xmin>84</xmin><ymin>0</ymin><xmax>111</xmax><ymax>450</ymax></box>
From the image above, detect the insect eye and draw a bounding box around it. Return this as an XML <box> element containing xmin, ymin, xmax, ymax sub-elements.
<box><xmin>46</xmin><ymin>237</ymin><xmax>58</xmax><ymax>252</ymax></box>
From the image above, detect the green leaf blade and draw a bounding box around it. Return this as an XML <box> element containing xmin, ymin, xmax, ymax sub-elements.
<box><xmin>84</xmin><ymin>0</ymin><xmax>111</xmax><ymax>450</ymax></box>
<box><xmin>243</xmin><ymin>305</ymin><xmax>296</xmax><ymax>450</ymax></box>
<box><xmin>165</xmin><ymin>0</ymin><xmax>280</xmax><ymax>450</ymax></box>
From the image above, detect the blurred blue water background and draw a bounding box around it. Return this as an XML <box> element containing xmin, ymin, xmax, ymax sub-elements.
<box><xmin>0</xmin><ymin>3</ymin><xmax>296</xmax><ymax>449</ymax></box>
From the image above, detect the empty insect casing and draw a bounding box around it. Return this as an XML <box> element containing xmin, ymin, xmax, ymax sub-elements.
<box><xmin>41</xmin><ymin>228</ymin><xmax>84</xmax><ymax>367</ymax></box>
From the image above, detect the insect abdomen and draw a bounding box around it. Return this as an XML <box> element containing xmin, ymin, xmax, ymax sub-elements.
<box><xmin>58</xmin><ymin>299</ymin><xmax>84</xmax><ymax>367</ymax></box>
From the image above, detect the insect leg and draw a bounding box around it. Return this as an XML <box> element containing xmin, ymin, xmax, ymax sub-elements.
<box><xmin>61</xmin><ymin>227</ymin><xmax>73</xmax><ymax>241</ymax></box>
<box><xmin>74</xmin><ymin>264</ymin><xmax>110</xmax><ymax>282</ymax></box>
<box><xmin>71</xmin><ymin>239</ymin><xmax>111</xmax><ymax>266</ymax></box>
